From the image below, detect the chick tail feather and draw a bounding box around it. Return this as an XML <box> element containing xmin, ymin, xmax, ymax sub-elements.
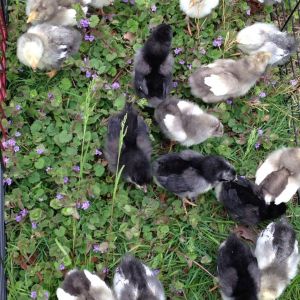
<box><xmin>123</xmin><ymin>103</ymin><xmax>138</xmax><ymax>147</ymax></box>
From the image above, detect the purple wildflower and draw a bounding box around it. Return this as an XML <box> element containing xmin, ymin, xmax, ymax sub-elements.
<box><xmin>153</xmin><ymin>269</ymin><xmax>160</xmax><ymax>276</ymax></box>
<box><xmin>130</xmin><ymin>0</ymin><xmax>135</xmax><ymax>4</ymax></box>
<box><xmin>80</xmin><ymin>19</ymin><xmax>90</xmax><ymax>28</ymax></box>
<box><xmin>226</xmin><ymin>98</ymin><xmax>233</xmax><ymax>105</ymax></box>
<box><xmin>48</xmin><ymin>92</ymin><xmax>54</xmax><ymax>100</ymax></box>
<box><xmin>15</xmin><ymin>104</ymin><xmax>21</xmax><ymax>111</ymax></box>
<box><xmin>111</xmin><ymin>82</ymin><xmax>120</xmax><ymax>90</ymax></box>
<box><xmin>14</xmin><ymin>146</ymin><xmax>20</xmax><ymax>152</ymax></box>
<box><xmin>259</xmin><ymin>92</ymin><xmax>266</xmax><ymax>98</ymax></box>
<box><xmin>56</xmin><ymin>193</ymin><xmax>64</xmax><ymax>200</ymax></box>
<box><xmin>2</xmin><ymin>141</ymin><xmax>7</xmax><ymax>149</ymax></box>
<box><xmin>63</xmin><ymin>176</ymin><xmax>69</xmax><ymax>184</ymax></box>
<box><xmin>20</xmin><ymin>209</ymin><xmax>28</xmax><ymax>217</ymax></box>
<box><xmin>290</xmin><ymin>79</ymin><xmax>298</xmax><ymax>86</ymax></box>
<box><xmin>86</xmin><ymin>70</ymin><xmax>92</xmax><ymax>78</ymax></box>
<box><xmin>59</xmin><ymin>263</ymin><xmax>65</xmax><ymax>270</ymax></box>
<box><xmin>151</xmin><ymin>4</ymin><xmax>157</xmax><ymax>12</ymax></box>
<box><xmin>36</xmin><ymin>148</ymin><xmax>44</xmax><ymax>155</ymax></box>
<box><xmin>81</xmin><ymin>201</ymin><xmax>90</xmax><ymax>210</ymax></box>
<box><xmin>3</xmin><ymin>157</ymin><xmax>9</xmax><ymax>165</ymax></box>
<box><xmin>84</xmin><ymin>34</ymin><xmax>95</xmax><ymax>42</ymax></box>
<box><xmin>4</xmin><ymin>178</ymin><xmax>12</xmax><ymax>185</ymax></box>
<box><xmin>31</xmin><ymin>291</ymin><xmax>37</xmax><ymax>299</ymax></box>
<box><xmin>187</xmin><ymin>64</ymin><xmax>192</xmax><ymax>70</ymax></box>
<box><xmin>213</xmin><ymin>36</ymin><xmax>223</xmax><ymax>47</ymax></box>
<box><xmin>255</xmin><ymin>142</ymin><xmax>261</xmax><ymax>150</ymax></box>
<box><xmin>246</xmin><ymin>9</ymin><xmax>251</xmax><ymax>15</ymax></box>
<box><xmin>127</xmin><ymin>59</ymin><xmax>133</xmax><ymax>64</ymax></box>
<box><xmin>15</xmin><ymin>215</ymin><xmax>22</xmax><ymax>222</ymax></box>
<box><xmin>173</xmin><ymin>81</ymin><xmax>178</xmax><ymax>88</ymax></box>
<box><xmin>7</xmin><ymin>139</ymin><xmax>16</xmax><ymax>147</ymax></box>
<box><xmin>174</xmin><ymin>48</ymin><xmax>182</xmax><ymax>55</ymax></box>
<box><xmin>258</xmin><ymin>128</ymin><xmax>263</xmax><ymax>136</ymax></box>
<box><xmin>93</xmin><ymin>244</ymin><xmax>101</xmax><ymax>253</ymax></box>
<box><xmin>73</xmin><ymin>165</ymin><xmax>80</xmax><ymax>173</ymax></box>
<box><xmin>31</xmin><ymin>222</ymin><xmax>37</xmax><ymax>229</ymax></box>
<box><xmin>95</xmin><ymin>149</ymin><xmax>102</xmax><ymax>156</ymax></box>
<box><xmin>44</xmin><ymin>292</ymin><xmax>49</xmax><ymax>299</ymax></box>
<box><xmin>15</xmin><ymin>131</ymin><xmax>21</xmax><ymax>137</ymax></box>
<box><xmin>179</xmin><ymin>60</ymin><xmax>185</xmax><ymax>65</ymax></box>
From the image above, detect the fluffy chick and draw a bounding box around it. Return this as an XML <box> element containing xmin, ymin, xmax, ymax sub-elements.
<box><xmin>215</xmin><ymin>176</ymin><xmax>286</xmax><ymax>225</ymax></box>
<box><xmin>237</xmin><ymin>22</ymin><xmax>298</xmax><ymax>65</ymax></box>
<box><xmin>26</xmin><ymin>0</ymin><xmax>87</xmax><ymax>26</ymax></box>
<box><xmin>255</xmin><ymin>219</ymin><xmax>299</xmax><ymax>300</ymax></box>
<box><xmin>113</xmin><ymin>255</ymin><xmax>165</xmax><ymax>300</ymax></box>
<box><xmin>255</xmin><ymin>147</ymin><xmax>300</xmax><ymax>205</ymax></box>
<box><xmin>217</xmin><ymin>234</ymin><xmax>260</xmax><ymax>300</ymax></box>
<box><xmin>134</xmin><ymin>24</ymin><xmax>173</xmax><ymax>108</ymax></box>
<box><xmin>104</xmin><ymin>103</ymin><xmax>152</xmax><ymax>191</ymax></box>
<box><xmin>189</xmin><ymin>52</ymin><xmax>271</xmax><ymax>103</ymax></box>
<box><xmin>153</xmin><ymin>150</ymin><xmax>236</xmax><ymax>202</ymax></box>
<box><xmin>17</xmin><ymin>24</ymin><xmax>82</xmax><ymax>76</ymax></box>
<box><xmin>180</xmin><ymin>0</ymin><xmax>219</xmax><ymax>19</ymax></box>
<box><xmin>154</xmin><ymin>97</ymin><xmax>223</xmax><ymax>146</ymax></box>
<box><xmin>56</xmin><ymin>269</ymin><xmax>115</xmax><ymax>300</ymax></box>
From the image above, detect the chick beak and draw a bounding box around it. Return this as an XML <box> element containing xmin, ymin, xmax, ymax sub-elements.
<box><xmin>142</xmin><ymin>185</ymin><xmax>147</xmax><ymax>193</ymax></box>
<box><xmin>27</xmin><ymin>11</ymin><xmax>38</xmax><ymax>23</ymax></box>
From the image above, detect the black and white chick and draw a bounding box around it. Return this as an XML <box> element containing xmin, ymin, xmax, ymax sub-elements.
<box><xmin>113</xmin><ymin>255</ymin><xmax>165</xmax><ymax>300</ymax></box>
<box><xmin>17</xmin><ymin>23</ymin><xmax>82</xmax><ymax>78</ymax></box>
<box><xmin>56</xmin><ymin>269</ymin><xmax>115</xmax><ymax>300</ymax></box>
<box><xmin>215</xmin><ymin>176</ymin><xmax>286</xmax><ymax>225</ymax></box>
<box><xmin>217</xmin><ymin>234</ymin><xmax>261</xmax><ymax>300</ymax></box>
<box><xmin>237</xmin><ymin>22</ymin><xmax>298</xmax><ymax>65</ymax></box>
<box><xmin>255</xmin><ymin>147</ymin><xmax>300</xmax><ymax>205</ymax></box>
<box><xmin>133</xmin><ymin>24</ymin><xmax>174</xmax><ymax>108</ymax></box>
<box><xmin>152</xmin><ymin>150</ymin><xmax>236</xmax><ymax>212</ymax></box>
<box><xmin>255</xmin><ymin>219</ymin><xmax>299</xmax><ymax>300</ymax></box>
<box><xmin>104</xmin><ymin>103</ymin><xmax>152</xmax><ymax>192</ymax></box>
<box><xmin>154</xmin><ymin>97</ymin><xmax>223</xmax><ymax>147</ymax></box>
<box><xmin>189</xmin><ymin>52</ymin><xmax>271</xmax><ymax>103</ymax></box>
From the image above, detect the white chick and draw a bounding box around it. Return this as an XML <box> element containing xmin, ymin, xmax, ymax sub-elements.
<box><xmin>255</xmin><ymin>147</ymin><xmax>300</xmax><ymax>205</ymax></box>
<box><xmin>17</xmin><ymin>23</ymin><xmax>82</xmax><ymax>78</ymax></box>
<box><xmin>154</xmin><ymin>97</ymin><xmax>223</xmax><ymax>146</ymax></box>
<box><xmin>26</xmin><ymin>0</ymin><xmax>87</xmax><ymax>26</ymax></box>
<box><xmin>255</xmin><ymin>219</ymin><xmax>299</xmax><ymax>300</ymax></box>
<box><xmin>179</xmin><ymin>0</ymin><xmax>219</xmax><ymax>35</ymax></box>
<box><xmin>217</xmin><ymin>234</ymin><xmax>261</xmax><ymax>300</ymax></box>
<box><xmin>189</xmin><ymin>52</ymin><xmax>271</xmax><ymax>103</ymax></box>
<box><xmin>237</xmin><ymin>22</ymin><xmax>298</xmax><ymax>65</ymax></box>
<box><xmin>56</xmin><ymin>269</ymin><xmax>115</xmax><ymax>300</ymax></box>
<box><xmin>113</xmin><ymin>255</ymin><xmax>165</xmax><ymax>300</ymax></box>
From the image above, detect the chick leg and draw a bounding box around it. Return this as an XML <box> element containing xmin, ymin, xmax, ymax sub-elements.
<box><xmin>46</xmin><ymin>70</ymin><xmax>58</xmax><ymax>79</ymax></box>
<box><xmin>186</xmin><ymin>16</ymin><xmax>192</xmax><ymax>36</ymax></box>
<box><xmin>182</xmin><ymin>198</ymin><xmax>197</xmax><ymax>215</ymax></box>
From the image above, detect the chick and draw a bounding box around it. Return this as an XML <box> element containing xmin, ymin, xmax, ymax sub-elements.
<box><xmin>153</xmin><ymin>150</ymin><xmax>236</xmax><ymax>213</ymax></box>
<box><xmin>189</xmin><ymin>52</ymin><xmax>271</xmax><ymax>103</ymax></box>
<box><xmin>104</xmin><ymin>103</ymin><xmax>152</xmax><ymax>192</ymax></box>
<box><xmin>255</xmin><ymin>219</ymin><xmax>299</xmax><ymax>300</ymax></box>
<box><xmin>113</xmin><ymin>255</ymin><xmax>165</xmax><ymax>300</ymax></box>
<box><xmin>215</xmin><ymin>176</ymin><xmax>286</xmax><ymax>225</ymax></box>
<box><xmin>26</xmin><ymin>0</ymin><xmax>87</xmax><ymax>26</ymax></box>
<box><xmin>237</xmin><ymin>23</ymin><xmax>298</xmax><ymax>65</ymax></box>
<box><xmin>17</xmin><ymin>24</ymin><xmax>82</xmax><ymax>78</ymax></box>
<box><xmin>56</xmin><ymin>269</ymin><xmax>115</xmax><ymax>300</ymax></box>
<box><xmin>217</xmin><ymin>234</ymin><xmax>261</xmax><ymax>300</ymax></box>
<box><xmin>179</xmin><ymin>0</ymin><xmax>219</xmax><ymax>35</ymax></box>
<box><xmin>255</xmin><ymin>147</ymin><xmax>300</xmax><ymax>205</ymax></box>
<box><xmin>154</xmin><ymin>97</ymin><xmax>223</xmax><ymax>146</ymax></box>
<box><xmin>134</xmin><ymin>24</ymin><xmax>173</xmax><ymax>108</ymax></box>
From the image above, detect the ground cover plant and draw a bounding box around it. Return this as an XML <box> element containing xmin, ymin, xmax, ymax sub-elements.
<box><xmin>3</xmin><ymin>0</ymin><xmax>300</xmax><ymax>299</ymax></box>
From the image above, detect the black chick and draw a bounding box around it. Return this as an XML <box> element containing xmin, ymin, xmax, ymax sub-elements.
<box><xmin>104</xmin><ymin>103</ymin><xmax>152</xmax><ymax>191</ymax></box>
<box><xmin>215</xmin><ymin>177</ymin><xmax>287</xmax><ymax>225</ymax></box>
<box><xmin>134</xmin><ymin>24</ymin><xmax>174</xmax><ymax>108</ymax></box>
<box><xmin>217</xmin><ymin>234</ymin><xmax>261</xmax><ymax>300</ymax></box>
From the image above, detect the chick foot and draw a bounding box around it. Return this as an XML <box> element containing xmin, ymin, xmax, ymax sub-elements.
<box><xmin>46</xmin><ymin>70</ymin><xmax>58</xmax><ymax>78</ymax></box>
<box><xmin>186</xmin><ymin>16</ymin><xmax>192</xmax><ymax>36</ymax></box>
<box><xmin>182</xmin><ymin>198</ymin><xmax>197</xmax><ymax>215</ymax></box>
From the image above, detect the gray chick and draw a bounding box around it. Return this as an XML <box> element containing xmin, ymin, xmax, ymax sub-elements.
<box><xmin>255</xmin><ymin>219</ymin><xmax>299</xmax><ymax>300</ymax></box>
<box><xmin>153</xmin><ymin>150</ymin><xmax>236</xmax><ymax>213</ymax></box>
<box><xmin>189</xmin><ymin>52</ymin><xmax>271</xmax><ymax>103</ymax></box>
<box><xmin>154</xmin><ymin>97</ymin><xmax>223</xmax><ymax>147</ymax></box>
<box><xmin>56</xmin><ymin>269</ymin><xmax>115</xmax><ymax>300</ymax></box>
<box><xmin>113</xmin><ymin>255</ymin><xmax>165</xmax><ymax>300</ymax></box>
<box><xmin>17</xmin><ymin>23</ymin><xmax>82</xmax><ymax>77</ymax></box>
<box><xmin>26</xmin><ymin>0</ymin><xmax>87</xmax><ymax>26</ymax></box>
<box><xmin>255</xmin><ymin>147</ymin><xmax>300</xmax><ymax>205</ymax></box>
<box><xmin>104</xmin><ymin>103</ymin><xmax>152</xmax><ymax>192</ymax></box>
<box><xmin>237</xmin><ymin>22</ymin><xmax>298</xmax><ymax>65</ymax></box>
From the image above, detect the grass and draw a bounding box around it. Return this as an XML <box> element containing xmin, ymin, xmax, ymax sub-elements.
<box><xmin>3</xmin><ymin>0</ymin><xmax>300</xmax><ymax>299</ymax></box>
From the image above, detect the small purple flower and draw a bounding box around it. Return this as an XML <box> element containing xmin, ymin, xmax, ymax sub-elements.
<box><xmin>290</xmin><ymin>79</ymin><xmax>298</xmax><ymax>86</ymax></box>
<box><xmin>15</xmin><ymin>131</ymin><xmax>21</xmax><ymax>137</ymax></box>
<box><xmin>44</xmin><ymin>291</ymin><xmax>49</xmax><ymax>299</ymax></box>
<box><xmin>86</xmin><ymin>70</ymin><xmax>92</xmax><ymax>78</ymax></box>
<box><xmin>48</xmin><ymin>92</ymin><xmax>54</xmax><ymax>100</ymax></box>
<box><xmin>63</xmin><ymin>176</ymin><xmax>69</xmax><ymax>184</ymax></box>
<box><xmin>127</xmin><ymin>59</ymin><xmax>133</xmax><ymax>64</ymax></box>
<box><xmin>4</xmin><ymin>178</ymin><xmax>12</xmax><ymax>185</ymax></box>
<box><xmin>84</xmin><ymin>34</ymin><xmax>95</xmax><ymax>42</ymax></box>
<box><xmin>3</xmin><ymin>157</ymin><xmax>9</xmax><ymax>165</ymax></box>
<box><xmin>258</xmin><ymin>128</ymin><xmax>263</xmax><ymax>136</ymax></box>
<box><xmin>213</xmin><ymin>36</ymin><xmax>223</xmax><ymax>47</ymax></box>
<box><xmin>152</xmin><ymin>269</ymin><xmax>160</xmax><ymax>276</ymax></box>
<box><xmin>31</xmin><ymin>222</ymin><xmax>37</xmax><ymax>229</ymax></box>
<box><xmin>36</xmin><ymin>148</ymin><xmax>44</xmax><ymax>155</ymax></box>
<box><xmin>255</xmin><ymin>142</ymin><xmax>261</xmax><ymax>150</ymax></box>
<box><xmin>93</xmin><ymin>244</ymin><xmax>101</xmax><ymax>253</ymax></box>
<box><xmin>20</xmin><ymin>209</ymin><xmax>28</xmax><ymax>217</ymax></box>
<box><xmin>226</xmin><ymin>98</ymin><xmax>233</xmax><ymax>105</ymax></box>
<box><xmin>59</xmin><ymin>263</ymin><xmax>65</xmax><ymax>271</ymax></box>
<box><xmin>173</xmin><ymin>81</ymin><xmax>178</xmax><ymax>88</ymax></box>
<box><xmin>200</xmin><ymin>48</ymin><xmax>206</xmax><ymax>55</ymax></box>
<box><xmin>56</xmin><ymin>193</ymin><xmax>64</xmax><ymax>200</ymax></box>
<box><xmin>187</xmin><ymin>64</ymin><xmax>192</xmax><ymax>70</ymax></box>
<box><xmin>179</xmin><ymin>60</ymin><xmax>185</xmax><ymax>65</ymax></box>
<box><xmin>246</xmin><ymin>9</ymin><xmax>251</xmax><ymax>16</ymax></box>
<box><xmin>2</xmin><ymin>141</ymin><xmax>7</xmax><ymax>149</ymax></box>
<box><xmin>174</xmin><ymin>48</ymin><xmax>183</xmax><ymax>55</ymax></box>
<box><xmin>259</xmin><ymin>92</ymin><xmax>267</xmax><ymax>98</ymax></box>
<box><xmin>31</xmin><ymin>291</ymin><xmax>37</xmax><ymax>299</ymax></box>
<box><xmin>80</xmin><ymin>19</ymin><xmax>90</xmax><ymax>28</ymax></box>
<box><xmin>15</xmin><ymin>215</ymin><xmax>22</xmax><ymax>222</ymax></box>
<box><xmin>15</xmin><ymin>104</ymin><xmax>21</xmax><ymax>111</ymax></box>
<box><xmin>81</xmin><ymin>201</ymin><xmax>90</xmax><ymax>210</ymax></box>
<box><xmin>7</xmin><ymin>139</ymin><xmax>16</xmax><ymax>147</ymax></box>
<box><xmin>130</xmin><ymin>0</ymin><xmax>135</xmax><ymax>4</ymax></box>
<box><xmin>95</xmin><ymin>149</ymin><xmax>102</xmax><ymax>156</ymax></box>
<box><xmin>151</xmin><ymin>4</ymin><xmax>157</xmax><ymax>12</ymax></box>
<box><xmin>111</xmin><ymin>82</ymin><xmax>120</xmax><ymax>90</ymax></box>
<box><xmin>46</xmin><ymin>166</ymin><xmax>52</xmax><ymax>173</ymax></box>
<box><xmin>73</xmin><ymin>165</ymin><xmax>80</xmax><ymax>173</ymax></box>
<box><xmin>14</xmin><ymin>146</ymin><xmax>20</xmax><ymax>152</ymax></box>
